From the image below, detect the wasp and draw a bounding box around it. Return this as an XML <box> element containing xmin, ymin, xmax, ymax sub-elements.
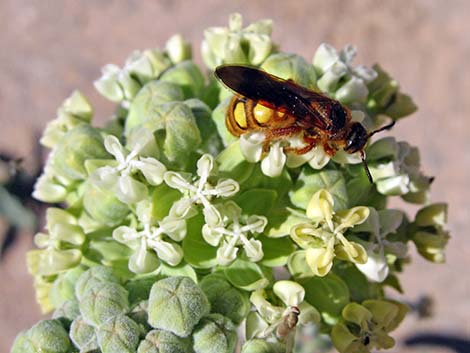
<box><xmin>215</xmin><ymin>65</ymin><xmax>395</xmax><ymax>182</ymax></box>
<box><xmin>276</xmin><ymin>306</ymin><xmax>300</xmax><ymax>353</ymax></box>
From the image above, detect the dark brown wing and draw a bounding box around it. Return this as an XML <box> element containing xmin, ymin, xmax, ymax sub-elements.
<box><xmin>215</xmin><ymin>65</ymin><xmax>335</xmax><ymax>130</ymax></box>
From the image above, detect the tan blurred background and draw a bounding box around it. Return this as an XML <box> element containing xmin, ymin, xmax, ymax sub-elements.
<box><xmin>1</xmin><ymin>1</ymin><xmax>469</xmax><ymax>352</ymax></box>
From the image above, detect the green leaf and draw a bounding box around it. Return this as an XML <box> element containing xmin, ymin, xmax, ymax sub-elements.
<box><xmin>0</xmin><ymin>185</ymin><xmax>35</xmax><ymax>229</ymax></box>
<box><xmin>148</xmin><ymin>276</ymin><xmax>210</xmax><ymax>337</ymax></box>
<box><xmin>125</xmin><ymin>276</ymin><xmax>161</xmax><ymax>306</ymax></box>
<box><xmin>224</xmin><ymin>259</ymin><xmax>269</xmax><ymax>291</ymax></box>
<box><xmin>216</xmin><ymin>141</ymin><xmax>255</xmax><ymax>184</ymax></box>
<box><xmin>290</xmin><ymin>168</ymin><xmax>348</xmax><ymax>211</ymax></box>
<box><xmin>97</xmin><ymin>315</ymin><xmax>140</xmax><ymax>353</ymax></box>
<box><xmin>334</xmin><ymin>262</ymin><xmax>382</xmax><ymax>302</ymax></box>
<box><xmin>258</xmin><ymin>236</ymin><xmax>295</xmax><ymax>267</ymax></box>
<box><xmin>235</xmin><ymin>189</ymin><xmax>278</xmax><ymax>217</ymax></box>
<box><xmin>160</xmin><ymin>261</ymin><xmax>198</xmax><ymax>283</ymax></box>
<box><xmin>212</xmin><ymin>98</ymin><xmax>238</xmax><ymax>146</ymax></box>
<box><xmin>150</xmin><ymin>183</ymin><xmax>182</xmax><ymax>221</ymax></box>
<box><xmin>301</xmin><ymin>273</ymin><xmax>350</xmax><ymax>323</ymax></box>
<box><xmin>183</xmin><ymin>215</ymin><xmax>217</xmax><ymax>268</ymax></box>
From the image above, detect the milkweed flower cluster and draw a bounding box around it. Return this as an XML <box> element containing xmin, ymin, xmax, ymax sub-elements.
<box><xmin>14</xmin><ymin>13</ymin><xmax>449</xmax><ymax>353</ymax></box>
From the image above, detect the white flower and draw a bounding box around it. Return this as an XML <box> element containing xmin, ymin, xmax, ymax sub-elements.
<box><xmin>201</xmin><ymin>201</ymin><xmax>267</xmax><ymax>265</ymax></box>
<box><xmin>91</xmin><ymin>135</ymin><xmax>166</xmax><ymax>204</ymax></box>
<box><xmin>113</xmin><ymin>208</ymin><xmax>186</xmax><ymax>273</ymax></box>
<box><xmin>164</xmin><ymin>154</ymin><xmax>239</xmax><ymax>226</ymax></box>
<box><xmin>313</xmin><ymin>43</ymin><xmax>377</xmax><ymax>103</ymax></box>
<box><xmin>354</xmin><ymin>209</ymin><xmax>408</xmax><ymax>282</ymax></box>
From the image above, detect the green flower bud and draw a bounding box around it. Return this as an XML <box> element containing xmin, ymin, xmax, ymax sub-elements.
<box><xmin>192</xmin><ymin>314</ymin><xmax>237</xmax><ymax>353</ymax></box>
<box><xmin>166</xmin><ymin>34</ymin><xmax>192</xmax><ymax>64</ymax></box>
<box><xmin>41</xmin><ymin>90</ymin><xmax>93</xmax><ymax>148</ymax></box>
<box><xmin>148</xmin><ymin>276</ymin><xmax>210</xmax><ymax>337</ymax></box>
<box><xmin>261</xmin><ymin>53</ymin><xmax>316</xmax><ymax>88</ymax></box>
<box><xmin>49</xmin><ymin>267</ymin><xmax>85</xmax><ymax>308</ymax></box>
<box><xmin>126</xmin><ymin>82</ymin><xmax>201</xmax><ymax>164</ymax></box>
<box><xmin>52</xmin><ymin>298</ymin><xmax>80</xmax><ymax>324</ymax></box>
<box><xmin>125</xmin><ymin>80</ymin><xmax>184</xmax><ymax>132</ymax></box>
<box><xmin>83</xmin><ymin>181</ymin><xmax>129</xmax><ymax>226</ymax></box>
<box><xmin>75</xmin><ymin>266</ymin><xmax>120</xmax><ymax>301</ymax></box>
<box><xmin>27</xmin><ymin>248</ymin><xmax>82</xmax><ymax>277</ymax></box>
<box><xmin>367</xmin><ymin>64</ymin><xmax>417</xmax><ymax>120</ymax></box>
<box><xmin>97</xmin><ymin>315</ymin><xmax>140</xmax><ymax>353</ymax></box>
<box><xmin>70</xmin><ymin>316</ymin><xmax>99</xmax><ymax>352</ymax></box>
<box><xmin>241</xmin><ymin>339</ymin><xmax>286</xmax><ymax>353</ymax></box>
<box><xmin>10</xmin><ymin>330</ymin><xmax>29</xmax><ymax>353</ymax></box>
<box><xmin>200</xmin><ymin>274</ymin><xmax>251</xmax><ymax>324</ymax></box>
<box><xmin>160</xmin><ymin>61</ymin><xmax>205</xmax><ymax>99</ymax></box>
<box><xmin>94</xmin><ymin>64</ymin><xmax>140</xmax><ymax>103</ymax></box>
<box><xmin>52</xmin><ymin>125</ymin><xmax>110</xmax><ymax>180</ymax></box>
<box><xmin>202</xmin><ymin>13</ymin><xmax>273</xmax><ymax>70</ymax></box>
<box><xmin>137</xmin><ymin>329</ymin><xmax>192</xmax><ymax>353</ymax></box>
<box><xmin>17</xmin><ymin>320</ymin><xmax>72</xmax><ymax>353</ymax></box>
<box><xmin>79</xmin><ymin>281</ymin><xmax>130</xmax><ymax>327</ymax></box>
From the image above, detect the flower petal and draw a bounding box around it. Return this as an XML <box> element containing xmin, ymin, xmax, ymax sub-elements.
<box><xmin>261</xmin><ymin>142</ymin><xmax>286</xmax><ymax>177</ymax></box>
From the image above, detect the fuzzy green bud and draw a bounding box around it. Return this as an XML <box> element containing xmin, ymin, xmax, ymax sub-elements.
<box><xmin>70</xmin><ymin>316</ymin><xmax>99</xmax><ymax>352</ymax></box>
<box><xmin>138</xmin><ymin>329</ymin><xmax>192</xmax><ymax>353</ymax></box>
<box><xmin>200</xmin><ymin>274</ymin><xmax>251</xmax><ymax>324</ymax></box>
<box><xmin>192</xmin><ymin>314</ymin><xmax>237</xmax><ymax>353</ymax></box>
<box><xmin>12</xmin><ymin>320</ymin><xmax>72</xmax><ymax>353</ymax></box>
<box><xmin>97</xmin><ymin>315</ymin><xmax>140</xmax><ymax>353</ymax></box>
<box><xmin>148</xmin><ymin>277</ymin><xmax>210</xmax><ymax>337</ymax></box>
<box><xmin>79</xmin><ymin>281</ymin><xmax>130</xmax><ymax>327</ymax></box>
<box><xmin>52</xmin><ymin>125</ymin><xmax>110</xmax><ymax>180</ymax></box>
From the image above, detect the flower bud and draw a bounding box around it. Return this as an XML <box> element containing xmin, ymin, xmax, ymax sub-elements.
<box><xmin>200</xmin><ymin>274</ymin><xmax>251</xmax><ymax>324</ymax></box>
<box><xmin>192</xmin><ymin>314</ymin><xmax>237</xmax><ymax>353</ymax></box>
<box><xmin>97</xmin><ymin>315</ymin><xmax>140</xmax><ymax>353</ymax></box>
<box><xmin>148</xmin><ymin>276</ymin><xmax>210</xmax><ymax>337</ymax></box>
<box><xmin>138</xmin><ymin>329</ymin><xmax>192</xmax><ymax>353</ymax></box>
<box><xmin>52</xmin><ymin>125</ymin><xmax>110</xmax><ymax>180</ymax></box>
<box><xmin>70</xmin><ymin>316</ymin><xmax>99</xmax><ymax>352</ymax></box>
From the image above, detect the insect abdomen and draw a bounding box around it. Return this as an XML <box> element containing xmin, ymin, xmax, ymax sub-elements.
<box><xmin>227</xmin><ymin>96</ymin><xmax>283</xmax><ymax>136</ymax></box>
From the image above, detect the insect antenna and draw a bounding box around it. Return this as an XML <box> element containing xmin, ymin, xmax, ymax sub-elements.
<box><xmin>367</xmin><ymin>119</ymin><xmax>396</xmax><ymax>138</ymax></box>
<box><xmin>361</xmin><ymin>150</ymin><xmax>374</xmax><ymax>183</ymax></box>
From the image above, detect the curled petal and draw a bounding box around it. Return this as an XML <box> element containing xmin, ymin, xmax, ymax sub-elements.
<box><xmin>116</xmin><ymin>175</ymin><xmax>148</xmax><ymax>204</ymax></box>
<box><xmin>32</xmin><ymin>174</ymin><xmax>67</xmax><ymax>203</ymax></box>
<box><xmin>104</xmin><ymin>135</ymin><xmax>126</xmax><ymax>162</ymax></box>
<box><xmin>202</xmin><ymin>224</ymin><xmax>224</xmax><ymax>246</ymax></box>
<box><xmin>244</xmin><ymin>239</ymin><xmax>264</xmax><ymax>262</ymax></box>
<box><xmin>376</xmin><ymin>175</ymin><xmax>410</xmax><ymax>196</ymax></box>
<box><xmin>159</xmin><ymin>217</ymin><xmax>187</xmax><ymax>241</ymax></box>
<box><xmin>113</xmin><ymin>226</ymin><xmax>140</xmax><ymax>247</ymax></box>
<box><xmin>129</xmin><ymin>248</ymin><xmax>160</xmax><ymax>274</ymax></box>
<box><xmin>133</xmin><ymin>157</ymin><xmax>166</xmax><ymax>185</ymax></box>
<box><xmin>356</xmin><ymin>250</ymin><xmax>389</xmax><ymax>282</ymax></box>
<box><xmin>305</xmin><ymin>239</ymin><xmax>335</xmax><ymax>277</ymax></box>
<box><xmin>196</xmin><ymin>154</ymin><xmax>215</xmax><ymax>182</ymax></box>
<box><xmin>313</xmin><ymin>43</ymin><xmax>339</xmax><ymax>74</ymax></box>
<box><xmin>215</xmin><ymin>178</ymin><xmax>240</xmax><ymax>197</ymax></box>
<box><xmin>203</xmin><ymin>204</ymin><xmax>224</xmax><ymax>227</ymax></box>
<box><xmin>169</xmin><ymin>198</ymin><xmax>198</xmax><ymax>219</ymax></box>
<box><xmin>217</xmin><ymin>240</ymin><xmax>238</xmax><ymax>266</ymax></box>
<box><xmin>332</xmin><ymin>149</ymin><xmax>362</xmax><ymax>165</ymax></box>
<box><xmin>224</xmin><ymin>200</ymin><xmax>243</xmax><ymax>219</ymax></box>
<box><xmin>91</xmin><ymin>166</ymin><xmax>119</xmax><ymax>190</ymax></box>
<box><xmin>290</xmin><ymin>224</ymin><xmax>326</xmax><ymax>249</ymax></box>
<box><xmin>273</xmin><ymin>281</ymin><xmax>305</xmax><ymax>307</ymax></box>
<box><xmin>306</xmin><ymin>189</ymin><xmax>335</xmax><ymax>229</ymax></box>
<box><xmin>335</xmin><ymin>206</ymin><xmax>370</xmax><ymax>232</ymax></box>
<box><xmin>261</xmin><ymin>142</ymin><xmax>286</xmax><ymax>177</ymax></box>
<box><xmin>163</xmin><ymin>171</ymin><xmax>192</xmax><ymax>191</ymax></box>
<box><xmin>245</xmin><ymin>215</ymin><xmax>268</xmax><ymax>234</ymax></box>
<box><xmin>239</xmin><ymin>132</ymin><xmax>265</xmax><ymax>163</ymax></box>
<box><xmin>335</xmin><ymin>236</ymin><xmax>368</xmax><ymax>264</ymax></box>
<box><xmin>250</xmin><ymin>290</ymin><xmax>283</xmax><ymax>324</ymax></box>
<box><xmin>149</xmin><ymin>239</ymin><xmax>184</xmax><ymax>266</ymax></box>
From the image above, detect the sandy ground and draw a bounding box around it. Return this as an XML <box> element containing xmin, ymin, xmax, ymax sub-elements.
<box><xmin>1</xmin><ymin>1</ymin><xmax>469</xmax><ymax>352</ymax></box>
